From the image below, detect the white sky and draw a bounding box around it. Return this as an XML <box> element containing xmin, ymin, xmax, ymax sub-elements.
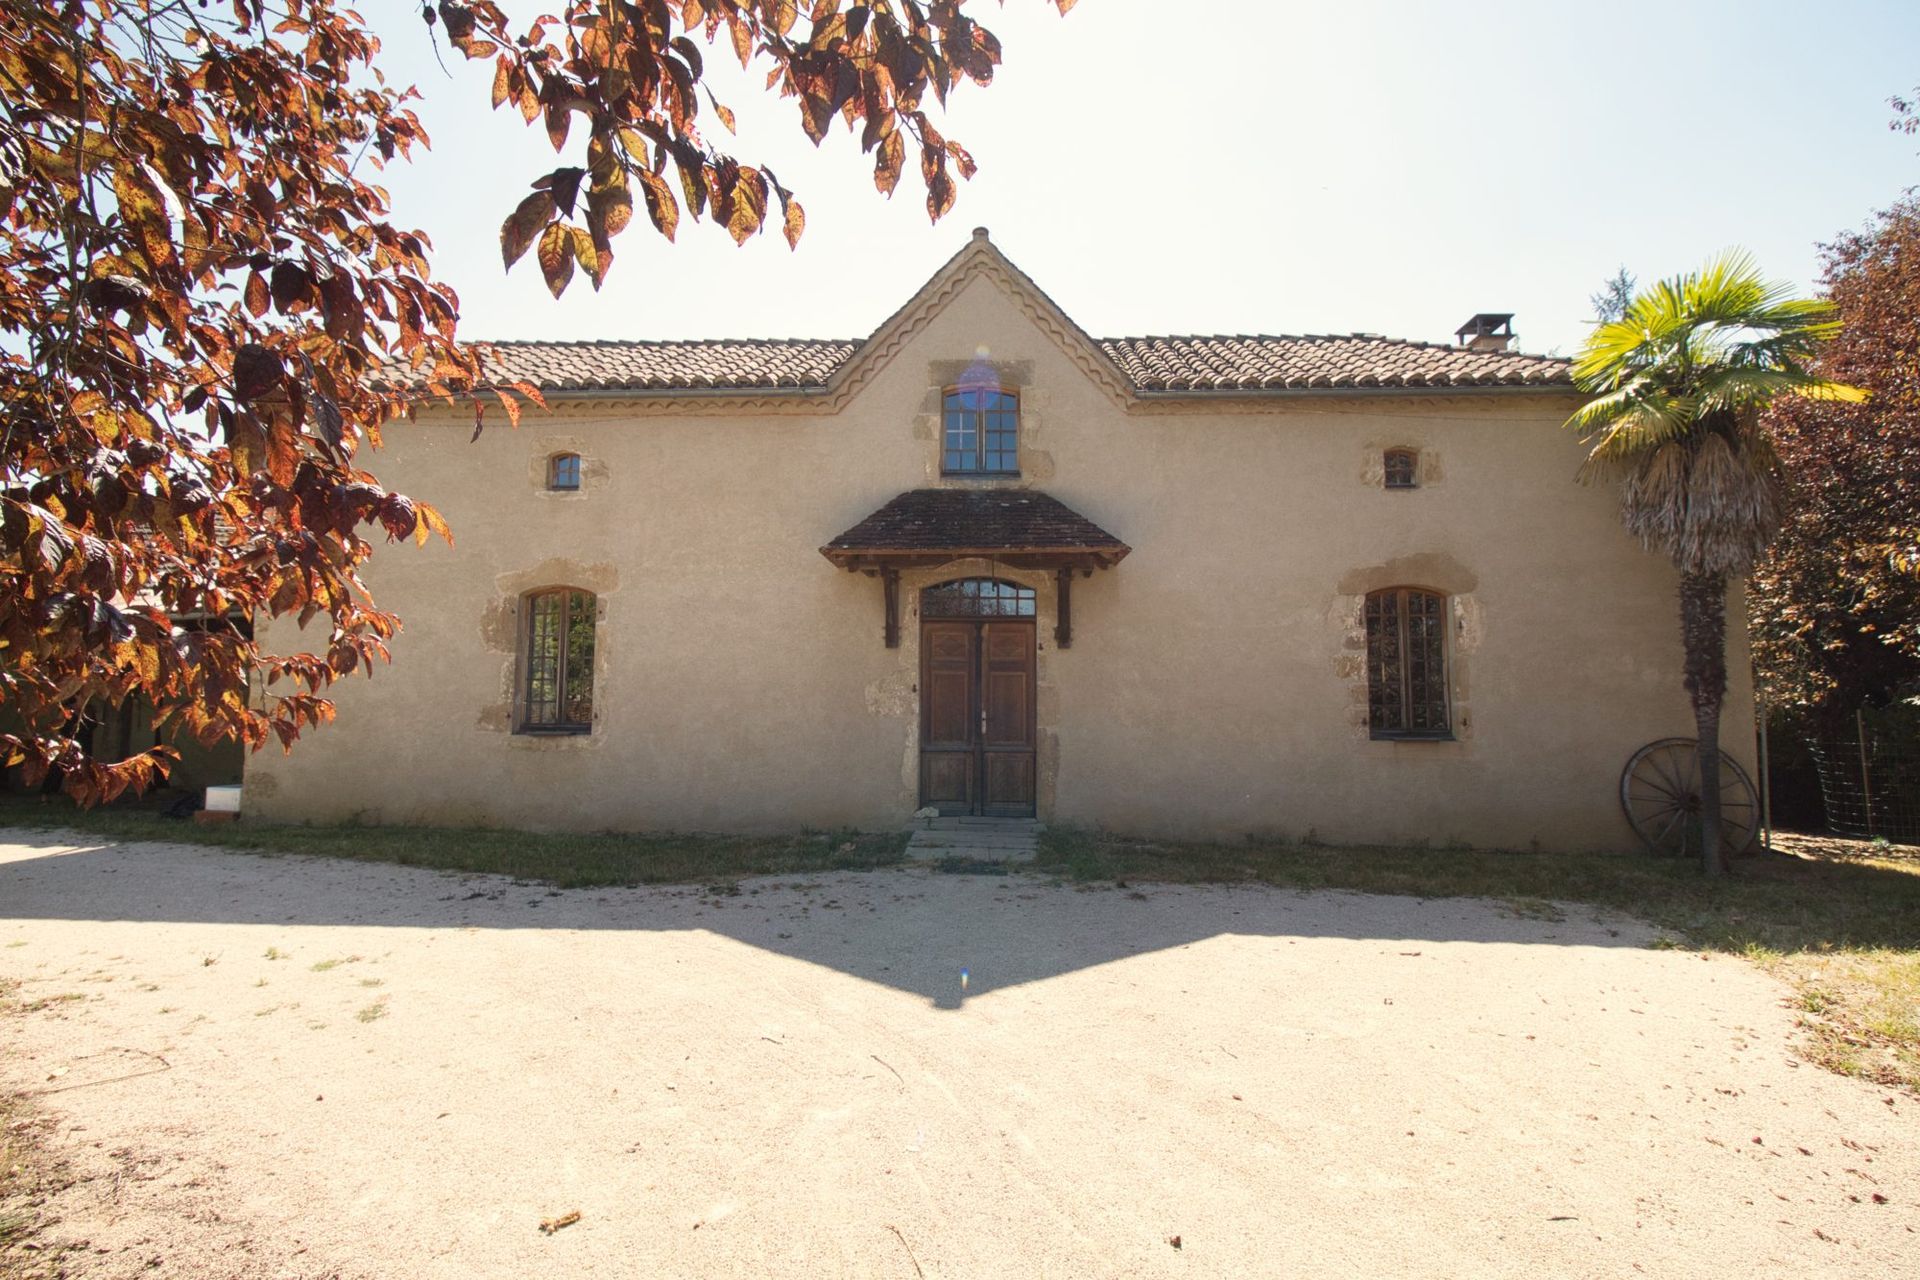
<box><xmin>368</xmin><ymin>0</ymin><xmax>1920</xmax><ymax>357</ymax></box>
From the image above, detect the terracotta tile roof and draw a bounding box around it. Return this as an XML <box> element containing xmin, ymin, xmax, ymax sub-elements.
<box><xmin>822</xmin><ymin>489</ymin><xmax>1130</xmax><ymax>563</ymax></box>
<box><xmin>1097</xmin><ymin>334</ymin><xmax>1571</xmax><ymax>391</ymax></box>
<box><xmin>437</xmin><ymin>333</ymin><xmax>1568</xmax><ymax>395</ymax></box>
<box><xmin>462</xmin><ymin>338</ymin><xmax>859</xmax><ymax>391</ymax></box>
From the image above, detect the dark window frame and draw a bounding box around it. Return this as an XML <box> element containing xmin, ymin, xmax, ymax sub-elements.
<box><xmin>941</xmin><ymin>386</ymin><xmax>1020</xmax><ymax>476</ymax></box>
<box><xmin>1364</xmin><ymin>586</ymin><xmax>1451</xmax><ymax>740</ymax></box>
<box><xmin>1384</xmin><ymin>448</ymin><xmax>1418</xmax><ymax>490</ymax></box>
<box><xmin>520</xmin><ymin>587</ymin><xmax>596</xmax><ymax>734</ymax></box>
<box><xmin>548</xmin><ymin>452</ymin><xmax>583</xmax><ymax>491</ymax></box>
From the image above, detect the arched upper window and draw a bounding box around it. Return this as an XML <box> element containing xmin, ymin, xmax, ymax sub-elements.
<box><xmin>521</xmin><ymin>588</ymin><xmax>595</xmax><ymax>732</ymax></box>
<box><xmin>1383</xmin><ymin>448</ymin><xmax>1418</xmax><ymax>489</ymax></box>
<box><xmin>923</xmin><ymin>578</ymin><xmax>1035</xmax><ymax>618</ymax></box>
<box><xmin>548</xmin><ymin>452</ymin><xmax>582</xmax><ymax>491</ymax></box>
<box><xmin>942</xmin><ymin>388</ymin><xmax>1019</xmax><ymax>475</ymax></box>
<box><xmin>1364</xmin><ymin>587</ymin><xmax>1449</xmax><ymax>738</ymax></box>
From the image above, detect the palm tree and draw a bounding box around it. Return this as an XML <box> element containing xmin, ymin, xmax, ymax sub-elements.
<box><xmin>1567</xmin><ymin>252</ymin><xmax>1864</xmax><ymax>875</ymax></box>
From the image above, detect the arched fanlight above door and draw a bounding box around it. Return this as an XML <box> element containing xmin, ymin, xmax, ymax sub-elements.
<box><xmin>921</xmin><ymin>578</ymin><xmax>1036</xmax><ymax>618</ymax></box>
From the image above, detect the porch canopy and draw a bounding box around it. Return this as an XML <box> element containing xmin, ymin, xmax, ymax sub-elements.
<box><xmin>820</xmin><ymin>488</ymin><xmax>1130</xmax><ymax>648</ymax></box>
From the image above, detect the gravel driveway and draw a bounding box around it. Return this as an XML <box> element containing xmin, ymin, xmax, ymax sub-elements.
<box><xmin>0</xmin><ymin>830</ymin><xmax>1913</xmax><ymax>1278</ymax></box>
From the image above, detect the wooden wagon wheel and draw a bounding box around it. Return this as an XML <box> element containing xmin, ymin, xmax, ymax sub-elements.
<box><xmin>1619</xmin><ymin>737</ymin><xmax>1761</xmax><ymax>857</ymax></box>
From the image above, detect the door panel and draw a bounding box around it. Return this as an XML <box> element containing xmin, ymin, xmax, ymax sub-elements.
<box><xmin>919</xmin><ymin>622</ymin><xmax>977</xmax><ymax>814</ymax></box>
<box><xmin>979</xmin><ymin>622</ymin><xmax>1036</xmax><ymax>815</ymax></box>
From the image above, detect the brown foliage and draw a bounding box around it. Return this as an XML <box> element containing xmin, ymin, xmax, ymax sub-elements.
<box><xmin>1</xmin><ymin>0</ymin><xmax>1062</xmax><ymax>803</ymax></box>
<box><xmin>442</xmin><ymin>0</ymin><xmax>1070</xmax><ymax>296</ymax></box>
<box><xmin>0</xmin><ymin>2</ymin><xmax>539</xmax><ymax>803</ymax></box>
<box><xmin>1753</xmin><ymin>197</ymin><xmax>1920</xmax><ymax>716</ymax></box>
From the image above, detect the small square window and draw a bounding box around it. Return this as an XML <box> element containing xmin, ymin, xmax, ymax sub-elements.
<box><xmin>548</xmin><ymin>453</ymin><xmax>582</xmax><ymax>491</ymax></box>
<box><xmin>1384</xmin><ymin>449</ymin><xmax>1418</xmax><ymax>489</ymax></box>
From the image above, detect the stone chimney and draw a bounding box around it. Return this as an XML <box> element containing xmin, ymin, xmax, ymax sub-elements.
<box><xmin>1455</xmin><ymin>313</ymin><xmax>1515</xmax><ymax>353</ymax></box>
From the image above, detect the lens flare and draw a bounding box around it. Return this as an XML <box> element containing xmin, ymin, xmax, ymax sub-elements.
<box><xmin>954</xmin><ymin>345</ymin><xmax>998</xmax><ymax>412</ymax></box>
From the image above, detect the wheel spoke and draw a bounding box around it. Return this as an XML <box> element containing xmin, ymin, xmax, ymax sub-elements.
<box><xmin>1635</xmin><ymin>775</ymin><xmax>1681</xmax><ymax>805</ymax></box>
<box><xmin>1649</xmin><ymin>750</ymin><xmax>1688</xmax><ymax>798</ymax></box>
<box><xmin>1653</xmin><ymin>807</ymin><xmax>1688</xmax><ymax>851</ymax></box>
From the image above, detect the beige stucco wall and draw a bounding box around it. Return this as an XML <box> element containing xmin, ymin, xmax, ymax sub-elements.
<box><xmin>247</xmin><ymin>269</ymin><xmax>1755</xmax><ymax>852</ymax></box>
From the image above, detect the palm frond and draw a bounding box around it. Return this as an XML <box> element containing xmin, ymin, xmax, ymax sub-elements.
<box><xmin>1566</xmin><ymin>250</ymin><xmax>1856</xmax><ymax>576</ymax></box>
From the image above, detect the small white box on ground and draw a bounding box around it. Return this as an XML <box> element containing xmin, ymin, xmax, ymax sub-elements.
<box><xmin>204</xmin><ymin>784</ymin><xmax>242</xmax><ymax>814</ymax></box>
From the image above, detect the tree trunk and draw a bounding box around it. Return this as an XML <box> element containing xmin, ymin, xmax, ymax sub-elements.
<box><xmin>1679</xmin><ymin>571</ymin><xmax>1730</xmax><ymax>875</ymax></box>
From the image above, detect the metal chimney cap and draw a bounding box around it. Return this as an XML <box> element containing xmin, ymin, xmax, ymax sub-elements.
<box><xmin>1455</xmin><ymin>313</ymin><xmax>1515</xmax><ymax>339</ymax></box>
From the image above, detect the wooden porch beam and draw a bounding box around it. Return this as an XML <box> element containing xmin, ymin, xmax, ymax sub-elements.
<box><xmin>881</xmin><ymin>566</ymin><xmax>901</xmax><ymax>649</ymax></box>
<box><xmin>1055</xmin><ymin>566</ymin><xmax>1073</xmax><ymax>649</ymax></box>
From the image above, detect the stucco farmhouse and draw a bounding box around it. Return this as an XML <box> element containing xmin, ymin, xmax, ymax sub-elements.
<box><xmin>248</xmin><ymin>230</ymin><xmax>1756</xmax><ymax>851</ymax></box>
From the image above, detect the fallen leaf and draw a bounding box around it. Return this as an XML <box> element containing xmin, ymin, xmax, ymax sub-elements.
<box><xmin>539</xmin><ymin>1210</ymin><xmax>581</xmax><ymax>1235</ymax></box>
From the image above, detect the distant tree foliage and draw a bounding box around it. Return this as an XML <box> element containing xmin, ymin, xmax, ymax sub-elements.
<box><xmin>1751</xmin><ymin>197</ymin><xmax>1920</xmax><ymax>719</ymax></box>
<box><xmin>0</xmin><ymin>0</ymin><xmax>1065</xmax><ymax>802</ymax></box>
<box><xmin>1589</xmin><ymin>267</ymin><xmax>1636</xmax><ymax>325</ymax></box>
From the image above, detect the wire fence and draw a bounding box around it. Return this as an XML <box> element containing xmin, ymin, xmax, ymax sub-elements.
<box><xmin>1804</xmin><ymin>709</ymin><xmax>1920</xmax><ymax>846</ymax></box>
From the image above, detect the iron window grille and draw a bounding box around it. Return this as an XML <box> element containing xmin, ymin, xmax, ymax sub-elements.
<box><xmin>1364</xmin><ymin>587</ymin><xmax>1450</xmax><ymax>738</ymax></box>
<box><xmin>522</xmin><ymin>588</ymin><xmax>595</xmax><ymax>732</ymax></box>
<box><xmin>942</xmin><ymin>388</ymin><xmax>1020</xmax><ymax>475</ymax></box>
<box><xmin>549</xmin><ymin>453</ymin><xmax>582</xmax><ymax>491</ymax></box>
<box><xmin>1384</xmin><ymin>449</ymin><xmax>1418</xmax><ymax>489</ymax></box>
<box><xmin>922</xmin><ymin>578</ymin><xmax>1036</xmax><ymax>618</ymax></box>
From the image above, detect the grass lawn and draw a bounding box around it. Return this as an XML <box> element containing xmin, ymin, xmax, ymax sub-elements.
<box><xmin>0</xmin><ymin>795</ymin><xmax>909</xmax><ymax>888</ymax></box>
<box><xmin>0</xmin><ymin>795</ymin><xmax>1913</xmax><ymax>1093</ymax></box>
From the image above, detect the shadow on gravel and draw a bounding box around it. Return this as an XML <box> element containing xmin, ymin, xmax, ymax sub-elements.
<box><xmin>0</xmin><ymin>830</ymin><xmax>1654</xmax><ymax>1010</ymax></box>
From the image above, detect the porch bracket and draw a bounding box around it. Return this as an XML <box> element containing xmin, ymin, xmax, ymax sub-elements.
<box><xmin>1055</xmin><ymin>567</ymin><xmax>1073</xmax><ymax>648</ymax></box>
<box><xmin>881</xmin><ymin>566</ymin><xmax>901</xmax><ymax>649</ymax></box>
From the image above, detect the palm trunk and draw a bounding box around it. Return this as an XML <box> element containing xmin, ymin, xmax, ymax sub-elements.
<box><xmin>1679</xmin><ymin>571</ymin><xmax>1729</xmax><ymax>876</ymax></box>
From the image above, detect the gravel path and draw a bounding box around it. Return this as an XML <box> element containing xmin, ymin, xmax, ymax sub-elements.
<box><xmin>0</xmin><ymin>830</ymin><xmax>1913</xmax><ymax>1278</ymax></box>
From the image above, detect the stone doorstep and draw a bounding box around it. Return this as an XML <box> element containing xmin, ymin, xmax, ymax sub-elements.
<box><xmin>905</xmin><ymin>820</ymin><xmax>1040</xmax><ymax>865</ymax></box>
<box><xmin>917</xmin><ymin>819</ymin><xmax>1043</xmax><ymax>831</ymax></box>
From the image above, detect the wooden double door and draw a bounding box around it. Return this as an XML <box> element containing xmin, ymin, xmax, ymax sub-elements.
<box><xmin>919</xmin><ymin>619</ymin><xmax>1037</xmax><ymax>817</ymax></box>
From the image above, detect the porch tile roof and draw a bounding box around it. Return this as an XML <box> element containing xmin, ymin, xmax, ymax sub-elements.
<box><xmin>821</xmin><ymin>489</ymin><xmax>1130</xmax><ymax>566</ymax></box>
<box><xmin>438</xmin><ymin>333</ymin><xmax>1568</xmax><ymax>394</ymax></box>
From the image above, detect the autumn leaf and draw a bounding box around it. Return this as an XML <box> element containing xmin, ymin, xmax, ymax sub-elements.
<box><xmin>231</xmin><ymin>345</ymin><xmax>284</xmax><ymax>401</ymax></box>
<box><xmin>244</xmin><ymin>270</ymin><xmax>270</xmax><ymax>318</ymax></box>
<box><xmin>501</xmin><ymin>190</ymin><xmax>556</xmax><ymax>268</ymax></box>
<box><xmin>707</xmin><ymin>89</ymin><xmax>737</xmax><ymax>135</ymax></box>
<box><xmin>270</xmin><ymin>261</ymin><xmax>311</xmax><ymax>313</ymax></box>
<box><xmin>537</xmin><ymin>222</ymin><xmax>574</xmax><ymax>297</ymax></box>
<box><xmin>875</xmin><ymin>129</ymin><xmax>905</xmax><ymax>195</ymax></box>
<box><xmin>111</xmin><ymin>161</ymin><xmax>175</xmax><ymax>273</ymax></box>
<box><xmin>635</xmin><ymin>168</ymin><xmax>681</xmax><ymax>240</ymax></box>
<box><xmin>571</xmin><ymin>226</ymin><xmax>607</xmax><ymax>289</ymax></box>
